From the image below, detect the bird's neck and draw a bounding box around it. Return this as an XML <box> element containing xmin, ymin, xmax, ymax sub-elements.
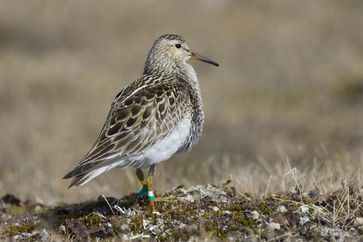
<box><xmin>144</xmin><ymin>60</ymin><xmax>202</xmax><ymax>109</ymax></box>
<box><xmin>178</xmin><ymin>63</ymin><xmax>204</xmax><ymax>147</ymax></box>
<box><xmin>178</xmin><ymin>62</ymin><xmax>199</xmax><ymax>86</ymax></box>
<box><xmin>144</xmin><ymin>61</ymin><xmax>198</xmax><ymax>85</ymax></box>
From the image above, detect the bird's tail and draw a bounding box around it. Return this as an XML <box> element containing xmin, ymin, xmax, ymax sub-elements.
<box><xmin>63</xmin><ymin>166</ymin><xmax>110</xmax><ymax>188</ymax></box>
<box><xmin>63</xmin><ymin>157</ymin><xmax>138</xmax><ymax>188</ymax></box>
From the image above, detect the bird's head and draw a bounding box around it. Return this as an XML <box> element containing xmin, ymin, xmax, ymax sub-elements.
<box><xmin>144</xmin><ymin>34</ymin><xmax>219</xmax><ymax>75</ymax></box>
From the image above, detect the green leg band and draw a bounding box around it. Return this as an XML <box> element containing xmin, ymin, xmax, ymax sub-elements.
<box><xmin>137</xmin><ymin>186</ymin><xmax>148</xmax><ymax>198</ymax></box>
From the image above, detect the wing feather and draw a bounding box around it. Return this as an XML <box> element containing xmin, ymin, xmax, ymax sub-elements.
<box><xmin>63</xmin><ymin>79</ymin><xmax>190</xmax><ymax>183</ymax></box>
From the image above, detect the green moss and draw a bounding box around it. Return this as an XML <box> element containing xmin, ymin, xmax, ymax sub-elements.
<box><xmin>81</xmin><ymin>213</ymin><xmax>104</xmax><ymax>228</ymax></box>
<box><xmin>3</xmin><ymin>223</ymin><xmax>34</xmax><ymax>237</ymax></box>
<box><xmin>204</xmin><ymin>218</ymin><xmax>225</xmax><ymax>237</ymax></box>
<box><xmin>257</xmin><ymin>202</ymin><xmax>273</xmax><ymax>216</ymax></box>
<box><xmin>128</xmin><ymin>216</ymin><xmax>143</xmax><ymax>234</ymax></box>
<box><xmin>227</xmin><ymin>204</ymin><xmax>245</xmax><ymax>212</ymax></box>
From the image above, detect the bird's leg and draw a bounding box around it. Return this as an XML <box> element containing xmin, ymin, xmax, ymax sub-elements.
<box><xmin>147</xmin><ymin>165</ymin><xmax>155</xmax><ymax>207</ymax></box>
<box><xmin>136</xmin><ymin>168</ymin><xmax>148</xmax><ymax>199</ymax></box>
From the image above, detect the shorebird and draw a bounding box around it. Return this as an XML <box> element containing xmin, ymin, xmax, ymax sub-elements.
<box><xmin>63</xmin><ymin>34</ymin><xmax>219</xmax><ymax>206</ymax></box>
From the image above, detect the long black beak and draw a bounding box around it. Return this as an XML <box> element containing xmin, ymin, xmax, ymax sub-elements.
<box><xmin>191</xmin><ymin>52</ymin><xmax>219</xmax><ymax>67</ymax></box>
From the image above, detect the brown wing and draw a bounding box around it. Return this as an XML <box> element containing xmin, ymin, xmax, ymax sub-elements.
<box><xmin>64</xmin><ymin>80</ymin><xmax>189</xmax><ymax>179</ymax></box>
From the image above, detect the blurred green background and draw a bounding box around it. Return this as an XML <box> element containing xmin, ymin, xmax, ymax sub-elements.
<box><xmin>1</xmin><ymin>0</ymin><xmax>363</xmax><ymax>204</ymax></box>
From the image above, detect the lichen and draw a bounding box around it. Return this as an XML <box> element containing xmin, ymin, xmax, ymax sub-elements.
<box><xmin>257</xmin><ymin>202</ymin><xmax>274</xmax><ymax>216</ymax></box>
<box><xmin>3</xmin><ymin>223</ymin><xmax>34</xmax><ymax>237</ymax></box>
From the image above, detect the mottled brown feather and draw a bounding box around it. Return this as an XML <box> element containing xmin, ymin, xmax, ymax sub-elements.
<box><xmin>64</xmin><ymin>78</ymin><xmax>191</xmax><ymax>178</ymax></box>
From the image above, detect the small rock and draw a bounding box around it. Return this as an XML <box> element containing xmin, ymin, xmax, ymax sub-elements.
<box><xmin>178</xmin><ymin>194</ymin><xmax>195</xmax><ymax>203</ymax></box>
<box><xmin>227</xmin><ymin>230</ymin><xmax>242</xmax><ymax>240</ymax></box>
<box><xmin>320</xmin><ymin>227</ymin><xmax>350</xmax><ymax>240</ymax></box>
<box><xmin>20</xmin><ymin>232</ymin><xmax>32</xmax><ymax>238</ymax></box>
<box><xmin>251</xmin><ymin>210</ymin><xmax>260</xmax><ymax>220</ymax></box>
<box><xmin>148</xmin><ymin>225</ymin><xmax>158</xmax><ymax>235</ymax></box>
<box><xmin>354</xmin><ymin>217</ymin><xmax>363</xmax><ymax>226</ymax></box>
<box><xmin>212</xmin><ymin>206</ymin><xmax>219</xmax><ymax>212</ymax></box>
<box><xmin>289</xmin><ymin>187</ymin><xmax>298</xmax><ymax>194</ymax></box>
<box><xmin>182</xmin><ymin>185</ymin><xmax>229</xmax><ymax>203</ymax></box>
<box><xmin>13</xmin><ymin>235</ymin><xmax>23</xmax><ymax>240</ymax></box>
<box><xmin>223</xmin><ymin>210</ymin><xmax>231</xmax><ymax>215</ymax></box>
<box><xmin>156</xmin><ymin>218</ymin><xmax>165</xmax><ymax>228</ymax></box>
<box><xmin>176</xmin><ymin>187</ymin><xmax>187</xmax><ymax>194</ymax></box>
<box><xmin>268</xmin><ymin>222</ymin><xmax>281</xmax><ymax>230</ymax></box>
<box><xmin>40</xmin><ymin>229</ymin><xmax>49</xmax><ymax>240</ymax></box>
<box><xmin>152</xmin><ymin>211</ymin><xmax>161</xmax><ymax>216</ymax></box>
<box><xmin>300</xmin><ymin>205</ymin><xmax>309</xmax><ymax>214</ymax></box>
<box><xmin>320</xmin><ymin>227</ymin><xmax>331</xmax><ymax>237</ymax></box>
<box><xmin>299</xmin><ymin>216</ymin><xmax>310</xmax><ymax>226</ymax></box>
<box><xmin>277</xmin><ymin>205</ymin><xmax>287</xmax><ymax>213</ymax></box>
<box><xmin>59</xmin><ymin>225</ymin><xmax>66</xmax><ymax>233</ymax></box>
<box><xmin>120</xmin><ymin>224</ymin><xmax>129</xmax><ymax>231</ymax></box>
<box><xmin>143</xmin><ymin>219</ymin><xmax>150</xmax><ymax>229</ymax></box>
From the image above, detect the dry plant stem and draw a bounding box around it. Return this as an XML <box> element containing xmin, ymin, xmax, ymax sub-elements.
<box><xmin>101</xmin><ymin>194</ymin><xmax>115</xmax><ymax>216</ymax></box>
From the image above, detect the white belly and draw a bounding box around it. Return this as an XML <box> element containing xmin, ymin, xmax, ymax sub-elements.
<box><xmin>77</xmin><ymin>118</ymin><xmax>192</xmax><ymax>185</ymax></box>
<box><xmin>139</xmin><ymin>117</ymin><xmax>191</xmax><ymax>166</ymax></box>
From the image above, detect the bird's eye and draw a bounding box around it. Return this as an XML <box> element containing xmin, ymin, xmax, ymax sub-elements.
<box><xmin>175</xmin><ymin>44</ymin><xmax>181</xmax><ymax>49</ymax></box>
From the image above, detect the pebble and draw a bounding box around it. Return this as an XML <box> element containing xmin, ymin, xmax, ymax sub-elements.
<box><xmin>59</xmin><ymin>225</ymin><xmax>66</xmax><ymax>233</ymax></box>
<box><xmin>300</xmin><ymin>216</ymin><xmax>310</xmax><ymax>226</ymax></box>
<box><xmin>268</xmin><ymin>222</ymin><xmax>281</xmax><ymax>230</ymax></box>
<box><xmin>212</xmin><ymin>206</ymin><xmax>219</xmax><ymax>212</ymax></box>
<box><xmin>354</xmin><ymin>217</ymin><xmax>363</xmax><ymax>226</ymax></box>
<box><xmin>277</xmin><ymin>205</ymin><xmax>287</xmax><ymax>213</ymax></box>
<box><xmin>300</xmin><ymin>205</ymin><xmax>309</xmax><ymax>214</ymax></box>
<box><xmin>143</xmin><ymin>219</ymin><xmax>150</xmax><ymax>229</ymax></box>
<box><xmin>40</xmin><ymin>229</ymin><xmax>49</xmax><ymax>239</ymax></box>
<box><xmin>223</xmin><ymin>210</ymin><xmax>231</xmax><ymax>215</ymax></box>
<box><xmin>251</xmin><ymin>210</ymin><xmax>260</xmax><ymax>220</ymax></box>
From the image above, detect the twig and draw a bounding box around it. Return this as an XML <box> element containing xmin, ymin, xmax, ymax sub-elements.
<box><xmin>101</xmin><ymin>194</ymin><xmax>115</xmax><ymax>216</ymax></box>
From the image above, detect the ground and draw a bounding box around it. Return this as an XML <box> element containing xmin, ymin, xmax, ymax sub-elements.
<box><xmin>1</xmin><ymin>183</ymin><xmax>363</xmax><ymax>241</ymax></box>
<box><xmin>1</xmin><ymin>2</ymin><xmax>363</xmax><ymax>241</ymax></box>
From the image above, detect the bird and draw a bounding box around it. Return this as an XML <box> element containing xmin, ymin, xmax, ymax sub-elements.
<box><xmin>63</xmin><ymin>34</ymin><xmax>219</xmax><ymax>206</ymax></box>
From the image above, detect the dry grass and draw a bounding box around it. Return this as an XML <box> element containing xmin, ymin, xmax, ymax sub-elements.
<box><xmin>0</xmin><ymin>0</ymin><xmax>363</xmax><ymax>205</ymax></box>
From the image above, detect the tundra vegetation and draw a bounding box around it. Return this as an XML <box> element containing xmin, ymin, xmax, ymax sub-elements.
<box><xmin>1</xmin><ymin>1</ymin><xmax>363</xmax><ymax>241</ymax></box>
